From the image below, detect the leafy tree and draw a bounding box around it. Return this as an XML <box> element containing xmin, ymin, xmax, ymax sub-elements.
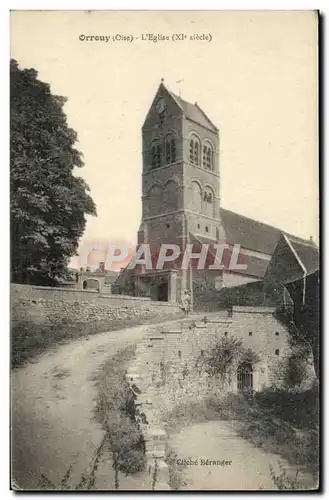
<box><xmin>10</xmin><ymin>59</ymin><xmax>96</xmax><ymax>285</ymax></box>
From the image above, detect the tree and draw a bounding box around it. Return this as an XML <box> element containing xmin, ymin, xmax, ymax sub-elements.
<box><xmin>10</xmin><ymin>59</ymin><xmax>96</xmax><ymax>285</ymax></box>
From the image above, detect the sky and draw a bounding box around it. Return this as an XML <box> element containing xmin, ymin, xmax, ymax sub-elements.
<box><xmin>10</xmin><ymin>10</ymin><xmax>319</xmax><ymax>268</ymax></box>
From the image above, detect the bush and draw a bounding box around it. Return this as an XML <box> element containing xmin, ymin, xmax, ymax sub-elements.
<box><xmin>283</xmin><ymin>353</ymin><xmax>308</xmax><ymax>388</ymax></box>
<box><xmin>199</xmin><ymin>336</ymin><xmax>260</xmax><ymax>379</ymax></box>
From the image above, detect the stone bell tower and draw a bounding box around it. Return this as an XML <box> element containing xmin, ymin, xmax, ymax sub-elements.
<box><xmin>135</xmin><ymin>80</ymin><xmax>224</xmax><ymax>303</ymax></box>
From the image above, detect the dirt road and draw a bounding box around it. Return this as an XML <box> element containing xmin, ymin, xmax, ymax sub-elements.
<box><xmin>11</xmin><ymin>322</ymin><xmax>162</xmax><ymax>490</ymax></box>
<box><xmin>170</xmin><ymin>421</ymin><xmax>315</xmax><ymax>491</ymax></box>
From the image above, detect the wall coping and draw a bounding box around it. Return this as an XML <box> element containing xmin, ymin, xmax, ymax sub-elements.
<box><xmin>35</xmin><ymin>286</ymin><xmax>99</xmax><ymax>294</ymax></box>
<box><xmin>99</xmin><ymin>294</ymin><xmax>151</xmax><ymax>301</ymax></box>
<box><xmin>232</xmin><ymin>306</ymin><xmax>276</xmax><ymax>314</ymax></box>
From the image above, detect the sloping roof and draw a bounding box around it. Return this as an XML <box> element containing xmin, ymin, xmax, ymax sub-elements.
<box><xmin>220</xmin><ymin>208</ymin><xmax>318</xmax><ymax>258</ymax></box>
<box><xmin>221</xmin><ymin>208</ymin><xmax>282</xmax><ymax>255</ymax></box>
<box><xmin>169</xmin><ymin>91</ymin><xmax>218</xmax><ymax>132</ymax></box>
<box><xmin>238</xmin><ymin>253</ymin><xmax>269</xmax><ymax>278</ymax></box>
<box><xmin>189</xmin><ymin>233</ymin><xmax>270</xmax><ymax>278</ymax></box>
<box><xmin>285</xmin><ymin>235</ymin><xmax>319</xmax><ymax>275</ymax></box>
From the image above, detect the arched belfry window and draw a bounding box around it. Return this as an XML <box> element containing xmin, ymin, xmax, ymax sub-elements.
<box><xmin>189</xmin><ymin>134</ymin><xmax>201</xmax><ymax>166</ymax></box>
<box><xmin>203</xmin><ymin>141</ymin><xmax>213</xmax><ymax>170</ymax></box>
<box><xmin>150</xmin><ymin>140</ymin><xmax>162</xmax><ymax>169</ymax></box>
<box><xmin>237</xmin><ymin>363</ymin><xmax>253</xmax><ymax>391</ymax></box>
<box><xmin>203</xmin><ymin>190</ymin><xmax>213</xmax><ymax>203</ymax></box>
<box><xmin>165</xmin><ymin>135</ymin><xmax>177</xmax><ymax>165</ymax></box>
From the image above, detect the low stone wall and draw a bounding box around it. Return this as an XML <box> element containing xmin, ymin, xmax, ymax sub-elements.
<box><xmin>11</xmin><ymin>283</ymin><xmax>182</xmax><ymax>366</ymax></box>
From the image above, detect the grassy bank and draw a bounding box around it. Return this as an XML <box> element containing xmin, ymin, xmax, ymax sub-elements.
<box><xmin>92</xmin><ymin>346</ymin><xmax>148</xmax><ymax>490</ymax></box>
<box><xmin>11</xmin><ymin>311</ymin><xmax>182</xmax><ymax>367</ymax></box>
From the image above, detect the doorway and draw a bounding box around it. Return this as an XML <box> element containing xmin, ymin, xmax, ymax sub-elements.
<box><xmin>157</xmin><ymin>281</ymin><xmax>168</xmax><ymax>302</ymax></box>
<box><xmin>83</xmin><ymin>278</ymin><xmax>100</xmax><ymax>291</ymax></box>
<box><xmin>237</xmin><ymin>363</ymin><xmax>253</xmax><ymax>391</ymax></box>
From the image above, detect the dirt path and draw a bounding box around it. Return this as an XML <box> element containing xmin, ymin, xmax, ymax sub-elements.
<box><xmin>170</xmin><ymin>421</ymin><xmax>314</xmax><ymax>491</ymax></box>
<box><xmin>11</xmin><ymin>318</ymin><xmax>186</xmax><ymax>490</ymax></box>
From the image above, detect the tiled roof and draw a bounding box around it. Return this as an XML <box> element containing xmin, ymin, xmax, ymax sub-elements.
<box><xmin>169</xmin><ymin>91</ymin><xmax>218</xmax><ymax>132</ymax></box>
<box><xmin>220</xmin><ymin>208</ymin><xmax>318</xmax><ymax>258</ymax></box>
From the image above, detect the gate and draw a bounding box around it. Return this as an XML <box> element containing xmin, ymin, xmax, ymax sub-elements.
<box><xmin>237</xmin><ymin>363</ymin><xmax>253</xmax><ymax>391</ymax></box>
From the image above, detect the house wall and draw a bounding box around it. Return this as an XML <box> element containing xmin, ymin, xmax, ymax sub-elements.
<box><xmin>128</xmin><ymin>307</ymin><xmax>292</xmax><ymax>422</ymax></box>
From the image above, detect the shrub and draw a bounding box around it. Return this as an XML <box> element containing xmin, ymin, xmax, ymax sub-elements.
<box><xmin>199</xmin><ymin>336</ymin><xmax>260</xmax><ymax>379</ymax></box>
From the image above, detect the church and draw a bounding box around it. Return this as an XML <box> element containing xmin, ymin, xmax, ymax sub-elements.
<box><xmin>125</xmin><ymin>81</ymin><xmax>318</xmax><ymax>307</ymax></box>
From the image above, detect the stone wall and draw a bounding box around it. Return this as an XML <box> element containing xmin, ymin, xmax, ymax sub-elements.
<box><xmin>11</xmin><ymin>284</ymin><xmax>182</xmax><ymax>365</ymax></box>
<box><xmin>124</xmin><ymin>308</ymin><xmax>293</xmax><ymax>489</ymax></box>
<box><xmin>128</xmin><ymin>308</ymin><xmax>292</xmax><ymax>420</ymax></box>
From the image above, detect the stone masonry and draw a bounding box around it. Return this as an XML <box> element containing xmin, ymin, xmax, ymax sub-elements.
<box><xmin>124</xmin><ymin>307</ymin><xmax>297</xmax><ymax>490</ymax></box>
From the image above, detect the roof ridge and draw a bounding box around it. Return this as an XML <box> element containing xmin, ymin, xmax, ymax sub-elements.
<box><xmin>285</xmin><ymin>233</ymin><xmax>319</xmax><ymax>249</ymax></box>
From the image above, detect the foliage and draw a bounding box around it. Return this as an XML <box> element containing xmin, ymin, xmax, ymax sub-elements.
<box><xmin>275</xmin><ymin>304</ymin><xmax>315</xmax><ymax>380</ymax></box>
<box><xmin>282</xmin><ymin>352</ymin><xmax>309</xmax><ymax>388</ymax></box>
<box><xmin>216</xmin><ymin>280</ymin><xmax>266</xmax><ymax>308</ymax></box>
<box><xmin>94</xmin><ymin>346</ymin><xmax>146</xmax><ymax>484</ymax></box>
<box><xmin>10</xmin><ymin>59</ymin><xmax>96</xmax><ymax>285</ymax></box>
<box><xmin>199</xmin><ymin>336</ymin><xmax>260</xmax><ymax>378</ymax></box>
<box><xmin>269</xmin><ymin>463</ymin><xmax>305</xmax><ymax>490</ymax></box>
<box><xmin>165</xmin><ymin>448</ymin><xmax>188</xmax><ymax>490</ymax></box>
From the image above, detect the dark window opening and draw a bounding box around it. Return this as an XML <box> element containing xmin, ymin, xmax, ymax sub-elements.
<box><xmin>194</xmin><ymin>141</ymin><xmax>199</xmax><ymax>165</ymax></box>
<box><xmin>204</xmin><ymin>191</ymin><xmax>213</xmax><ymax>203</ymax></box>
<box><xmin>189</xmin><ymin>138</ymin><xmax>200</xmax><ymax>165</ymax></box>
<box><xmin>224</xmin><ymin>331</ymin><xmax>228</xmax><ymax>336</ymax></box>
<box><xmin>165</xmin><ymin>137</ymin><xmax>176</xmax><ymax>165</ymax></box>
<box><xmin>157</xmin><ymin>281</ymin><xmax>168</xmax><ymax>302</ymax></box>
<box><xmin>205</xmin><ymin>226</ymin><xmax>209</xmax><ymax>233</ymax></box>
<box><xmin>166</xmin><ymin>223</ymin><xmax>170</xmax><ymax>228</ymax></box>
<box><xmin>249</xmin><ymin>332</ymin><xmax>252</xmax><ymax>336</ymax></box>
<box><xmin>189</xmin><ymin>140</ymin><xmax>194</xmax><ymax>164</ymax></box>
<box><xmin>200</xmin><ymin>350</ymin><xmax>204</xmax><ymax>357</ymax></box>
<box><xmin>178</xmin><ymin>350</ymin><xmax>182</xmax><ymax>359</ymax></box>
<box><xmin>275</xmin><ymin>332</ymin><xmax>279</xmax><ymax>336</ymax></box>
<box><xmin>203</xmin><ymin>145</ymin><xmax>213</xmax><ymax>170</ymax></box>
<box><xmin>151</xmin><ymin>143</ymin><xmax>162</xmax><ymax>169</ymax></box>
<box><xmin>275</xmin><ymin>349</ymin><xmax>280</xmax><ymax>356</ymax></box>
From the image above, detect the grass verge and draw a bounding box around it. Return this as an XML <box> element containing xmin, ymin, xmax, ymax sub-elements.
<box><xmin>11</xmin><ymin>311</ymin><xmax>183</xmax><ymax>367</ymax></box>
<box><xmin>164</xmin><ymin>385</ymin><xmax>319</xmax><ymax>482</ymax></box>
<box><xmin>92</xmin><ymin>345</ymin><xmax>147</xmax><ymax>489</ymax></box>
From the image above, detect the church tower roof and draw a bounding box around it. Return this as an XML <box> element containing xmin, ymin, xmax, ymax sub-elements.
<box><xmin>168</xmin><ymin>89</ymin><xmax>218</xmax><ymax>132</ymax></box>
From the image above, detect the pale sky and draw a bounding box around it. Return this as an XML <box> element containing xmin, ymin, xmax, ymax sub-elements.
<box><xmin>11</xmin><ymin>10</ymin><xmax>319</xmax><ymax>267</ymax></box>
